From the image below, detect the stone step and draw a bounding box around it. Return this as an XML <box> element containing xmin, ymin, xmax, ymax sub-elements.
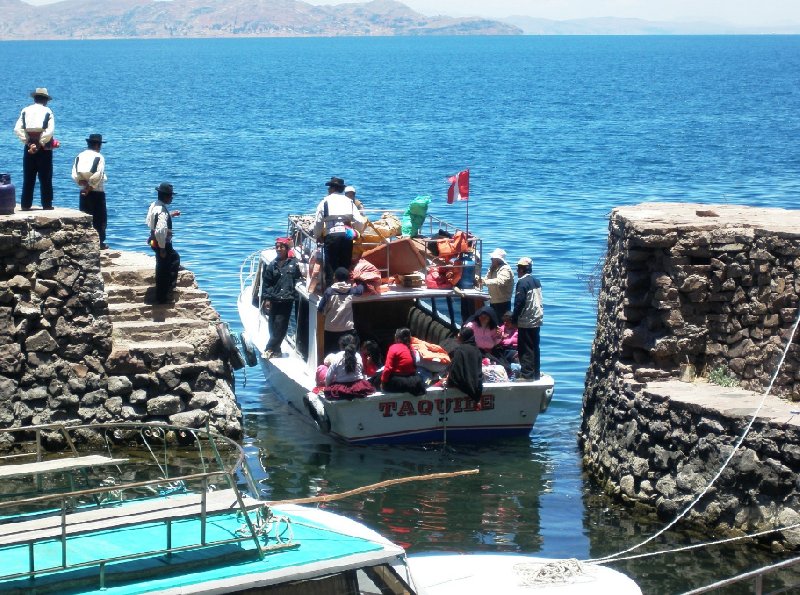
<box><xmin>102</xmin><ymin>266</ymin><xmax>195</xmax><ymax>287</ymax></box>
<box><xmin>111</xmin><ymin>340</ymin><xmax>197</xmax><ymax>369</ymax></box>
<box><xmin>112</xmin><ymin>318</ymin><xmax>212</xmax><ymax>342</ymax></box>
<box><xmin>106</xmin><ymin>299</ymin><xmax>218</xmax><ymax>322</ymax></box>
<box><xmin>104</xmin><ymin>284</ymin><xmax>209</xmax><ymax>305</ymax></box>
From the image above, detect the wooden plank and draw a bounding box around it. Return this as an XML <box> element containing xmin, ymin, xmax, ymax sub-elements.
<box><xmin>0</xmin><ymin>489</ymin><xmax>262</xmax><ymax>546</ymax></box>
<box><xmin>0</xmin><ymin>455</ymin><xmax>128</xmax><ymax>480</ymax></box>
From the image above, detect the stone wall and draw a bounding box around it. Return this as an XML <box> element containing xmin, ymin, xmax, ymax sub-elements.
<box><xmin>581</xmin><ymin>203</ymin><xmax>800</xmax><ymax>550</ymax></box>
<box><xmin>0</xmin><ymin>208</ymin><xmax>242</xmax><ymax>439</ymax></box>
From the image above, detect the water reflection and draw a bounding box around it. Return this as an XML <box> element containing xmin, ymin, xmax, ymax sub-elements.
<box><xmin>242</xmin><ymin>387</ymin><xmax>548</xmax><ymax>553</ymax></box>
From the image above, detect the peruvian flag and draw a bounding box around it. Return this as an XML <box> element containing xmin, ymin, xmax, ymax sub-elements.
<box><xmin>447</xmin><ymin>169</ymin><xmax>469</xmax><ymax>204</ymax></box>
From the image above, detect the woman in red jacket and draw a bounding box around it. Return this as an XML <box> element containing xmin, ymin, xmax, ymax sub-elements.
<box><xmin>380</xmin><ymin>328</ymin><xmax>426</xmax><ymax>396</ymax></box>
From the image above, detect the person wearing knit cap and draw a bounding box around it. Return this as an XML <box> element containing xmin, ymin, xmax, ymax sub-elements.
<box><xmin>481</xmin><ymin>247</ymin><xmax>514</xmax><ymax>321</ymax></box>
<box><xmin>260</xmin><ymin>237</ymin><xmax>302</xmax><ymax>358</ymax></box>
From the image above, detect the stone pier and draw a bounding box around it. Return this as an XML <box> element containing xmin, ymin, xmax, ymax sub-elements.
<box><xmin>581</xmin><ymin>203</ymin><xmax>800</xmax><ymax>551</ymax></box>
<box><xmin>0</xmin><ymin>207</ymin><xmax>242</xmax><ymax>440</ymax></box>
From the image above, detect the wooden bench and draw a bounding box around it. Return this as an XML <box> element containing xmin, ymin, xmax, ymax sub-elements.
<box><xmin>0</xmin><ymin>488</ymin><xmax>262</xmax><ymax>546</ymax></box>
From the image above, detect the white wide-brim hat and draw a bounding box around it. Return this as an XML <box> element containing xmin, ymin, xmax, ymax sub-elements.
<box><xmin>490</xmin><ymin>248</ymin><xmax>506</xmax><ymax>260</ymax></box>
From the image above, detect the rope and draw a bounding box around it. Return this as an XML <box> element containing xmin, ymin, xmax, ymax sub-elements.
<box><xmin>267</xmin><ymin>469</ymin><xmax>479</xmax><ymax>506</ymax></box>
<box><xmin>587</xmin><ymin>304</ymin><xmax>800</xmax><ymax>564</ymax></box>
<box><xmin>515</xmin><ymin>559</ymin><xmax>588</xmax><ymax>586</ymax></box>
<box><xmin>602</xmin><ymin>521</ymin><xmax>800</xmax><ymax>563</ymax></box>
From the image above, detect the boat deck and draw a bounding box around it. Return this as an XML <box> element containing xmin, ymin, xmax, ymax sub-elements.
<box><xmin>0</xmin><ymin>504</ymin><xmax>394</xmax><ymax>594</ymax></box>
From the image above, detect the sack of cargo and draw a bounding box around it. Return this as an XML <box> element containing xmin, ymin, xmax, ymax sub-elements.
<box><xmin>401</xmin><ymin>195</ymin><xmax>430</xmax><ymax>237</ymax></box>
<box><xmin>425</xmin><ymin>264</ymin><xmax>462</xmax><ymax>290</ymax></box>
<box><xmin>436</xmin><ymin>230</ymin><xmax>471</xmax><ymax>262</ymax></box>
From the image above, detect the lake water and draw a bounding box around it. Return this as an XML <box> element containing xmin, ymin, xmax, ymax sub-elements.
<box><xmin>2</xmin><ymin>35</ymin><xmax>800</xmax><ymax>593</ymax></box>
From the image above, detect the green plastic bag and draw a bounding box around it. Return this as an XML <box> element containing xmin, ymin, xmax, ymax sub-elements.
<box><xmin>401</xmin><ymin>195</ymin><xmax>430</xmax><ymax>236</ymax></box>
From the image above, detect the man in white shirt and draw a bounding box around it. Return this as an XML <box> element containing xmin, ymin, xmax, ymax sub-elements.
<box><xmin>313</xmin><ymin>176</ymin><xmax>367</xmax><ymax>287</ymax></box>
<box><xmin>145</xmin><ymin>183</ymin><xmax>182</xmax><ymax>304</ymax></box>
<box><xmin>72</xmin><ymin>134</ymin><xmax>108</xmax><ymax>249</ymax></box>
<box><xmin>13</xmin><ymin>87</ymin><xmax>56</xmax><ymax>210</ymax></box>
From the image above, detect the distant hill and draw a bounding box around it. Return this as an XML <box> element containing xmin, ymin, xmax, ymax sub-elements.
<box><xmin>0</xmin><ymin>0</ymin><xmax>522</xmax><ymax>40</ymax></box>
<box><xmin>502</xmin><ymin>15</ymin><xmax>800</xmax><ymax>35</ymax></box>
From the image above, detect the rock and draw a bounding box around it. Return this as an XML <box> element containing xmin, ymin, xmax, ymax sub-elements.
<box><xmin>169</xmin><ymin>410</ymin><xmax>209</xmax><ymax>428</ymax></box>
<box><xmin>25</xmin><ymin>330</ymin><xmax>58</xmax><ymax>352</ymax></box>
<box><xmin>107</xmin><ymin>376</ymin><xmax>133</xmax><ymax>396</ymax></box>
<box><xmin>146</xmin><ymin>395</ymin><xmax>184</xmax><ymax>416</ymax></box>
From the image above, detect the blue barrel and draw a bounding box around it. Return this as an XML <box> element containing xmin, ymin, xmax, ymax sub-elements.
<box><xmin>0</xmin><ymin>174</ymin><xmax>15</xmax><ymax>215</ymax></box>
<box><xmin>456</xmin><ymin>254</ymin><xmax>476</xmax><ymax>289</ymax></box>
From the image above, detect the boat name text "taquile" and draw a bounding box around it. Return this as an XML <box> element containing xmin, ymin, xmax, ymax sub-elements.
<box><xmin>378</xmin><ymin>395</ymin><xmax>495</xmax><ymax>418</ymax></box>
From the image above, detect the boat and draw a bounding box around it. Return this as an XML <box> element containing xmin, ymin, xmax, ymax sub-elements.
<box><xmin>237</xmin><ymin>210</ymin><xmax>555</xmax><ymax>444</ymax></box>
<box><xmin>0</xmin><ymin>422</ymin><xmax>640</xmax><ymax>594</ymax></box>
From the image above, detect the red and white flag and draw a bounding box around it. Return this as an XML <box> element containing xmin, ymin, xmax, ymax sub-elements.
<box><xmin>447</xmin><ymin>169</ymin><xmax>469</xmax><ymax>204</ymax></box>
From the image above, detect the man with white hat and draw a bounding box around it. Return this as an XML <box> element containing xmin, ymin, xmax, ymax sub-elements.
<box><xmin>13</xmin><ymin>87</ymin><xmax>56</xmax><ymax>210</ymax></box>
<box><xmin>481</xmin><ymin>247</ymin><xmax>514</xmax><ymax>321</ymax></box>
<box><xmin>512</xmin><ymin>256</ymin><xmax>543</xmax><ymax>381</ymax></box>
<box><xmin>344</xmin><ymin>185</ymin><xmax>365</xmax><ymax>215</ymax></box>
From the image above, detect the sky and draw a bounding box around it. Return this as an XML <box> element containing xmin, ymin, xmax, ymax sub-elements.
<box><xmin>20</xmin><ymin>0</ymin><xmax>800</xmax><ymax>27</ymax></box>
<box><xmin>310</xmin><ymin>0</ymin><xmax>800</xmax><ymax>27</ymax></box>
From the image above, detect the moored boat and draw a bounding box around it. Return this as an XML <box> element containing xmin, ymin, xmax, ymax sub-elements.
<box><xmin>237</xmin><ymin>210</ymin><xmax>555</xmax><ymax>444</ymax></box>
<box><xmin>0</xmin><ymin>422</ymin><xmax>640</xmax><ymax>595</ymax></box>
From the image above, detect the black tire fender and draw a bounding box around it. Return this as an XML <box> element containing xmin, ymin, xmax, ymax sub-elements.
<box><xmin>240</xmin><ymin>332</ymin><xmax>258</xmax><ymax>367</ymax></box>
<box><xmin>303</xmin><ymin>393</ymin><xmax>331</xmax><ymax>434</ymax></box>
<box><xmin>216</xmin><ymin>323</ymin><xmax>245</xmax><ymax>370</ymax></box>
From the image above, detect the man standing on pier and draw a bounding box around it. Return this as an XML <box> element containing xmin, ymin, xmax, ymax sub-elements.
<box><xmin>13</xmin><ymin>87</ymin><xmax>56</xmax><ymax>211</ymax></box>
<box><xmin>145</xmin><ymin>182</ymin><xmax>181</xmax><ymax>304</ymax></box>
<box><xmin>72</xmin><ymin>134</ymin><xmax>108</xmax><ymax>249</ymax></box>
<box><xmin>512</xmin><ymin>257</ymin><xmax>543</xmax><ymax>381</ymax></box>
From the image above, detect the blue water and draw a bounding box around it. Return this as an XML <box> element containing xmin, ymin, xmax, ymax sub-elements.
<box><xmin>2</xmin><ymin>35</ymin><xmax>800</xmax><ymax>592</ymax></box>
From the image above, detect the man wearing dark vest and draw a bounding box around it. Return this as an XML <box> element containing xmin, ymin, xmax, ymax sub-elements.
<box><xmin>72</xmin><ymin>134</ymin><xmax>108</xmax><ymax>249</ymax></box>
<box><xmin>13</xmin><ymin>87</ymin><xmax>56</xmax><ymax>210</ymax></box>
<box><xmin>145</xmin><ymin>182</ymin><xmax>182</xmax><ymax>304</ymax></box>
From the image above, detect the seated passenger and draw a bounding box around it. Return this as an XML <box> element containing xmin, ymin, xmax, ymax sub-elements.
<box><xmin>380</xmin><ymin>327</ymin><xmax>426</xmax><ymax>396</ymax></box>
<box><xmin>446</xmin><ymin>327</ymin><xmax>483</xmax><ymax>402</ymax></box>
<box><xmin>464</xmin><ymin>306</ymin><xmax>502</xmax><ymax>353</ymax></box>
<box><xmin>318</xmin><ymin>267</ymin><xmax>364</xmax><ymax>356</ymax></box>
<box><xmin>324</xmin><ymin>334</ymin><xmax>375</xmax><ymax>399</ymax></box>
<box><xmin>499</xmin><ymin>311</ymin><xmax>519</xmax><ymax>364</ymax></box>
<box><xmin>360</xmin><ymin>339</ymin><xmax>383</xmax><ymax>388</ymax></box>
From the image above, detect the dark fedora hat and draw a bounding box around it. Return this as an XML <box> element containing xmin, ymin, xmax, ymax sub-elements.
<box><xmin>155</xmin><ymin>182</ymin><xmax>175</xmax><ymax>195</ymax></box>
<box><xmin>86</xmin><ymin>133</ymin><xmax>105</xmax><ymax>145</ymax></box>
<box><xmin>325</xmin><ymin>176</ymin><xmax>345</xmax><ymax>189</ymax></box>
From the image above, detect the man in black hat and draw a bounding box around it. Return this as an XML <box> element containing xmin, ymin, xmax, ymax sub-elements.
<box><xmin>313</xmin><ymin>176</ymin><xmax>367</xmax><ymax>287</ymax></box>
<box><xmin>145</xmin><ymin>183</ymin><xmax>182</xmax><ymax>304</ymax></box>
<box><xmin>72</xmin><ymin>134</ymin><xmax>108</xmax><ymax>248</ymax></box>
<box><xmin>13</xmin><ymin>87</ymin><xmax>56</xmax><ymax>210</ymax></box>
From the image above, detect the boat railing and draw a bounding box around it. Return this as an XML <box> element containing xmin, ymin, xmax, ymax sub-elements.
<box><xmin>239</xmin><ymin>248</ymin><xmax>263</xmax><ymax>294</ymax></box>
<box><xmin>0</xmin><ymin>422</ymin><xmax>276</xmax><ymax>590</ymax></box>
<box><xmin>287</xmin><ymin>210</ymin><xmax>483</xmax><ymax>292</ymax></box>
<box><xmin>679</xmin><ymin>555</ymin><xmax>800</xmax><ymax>595</ymax></box>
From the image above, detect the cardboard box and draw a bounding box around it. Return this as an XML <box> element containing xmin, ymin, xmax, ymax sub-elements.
<box><xmin>362</xmin><ymin>237</ymin><xmax>427</xmax><ymax>277</ymax></box>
